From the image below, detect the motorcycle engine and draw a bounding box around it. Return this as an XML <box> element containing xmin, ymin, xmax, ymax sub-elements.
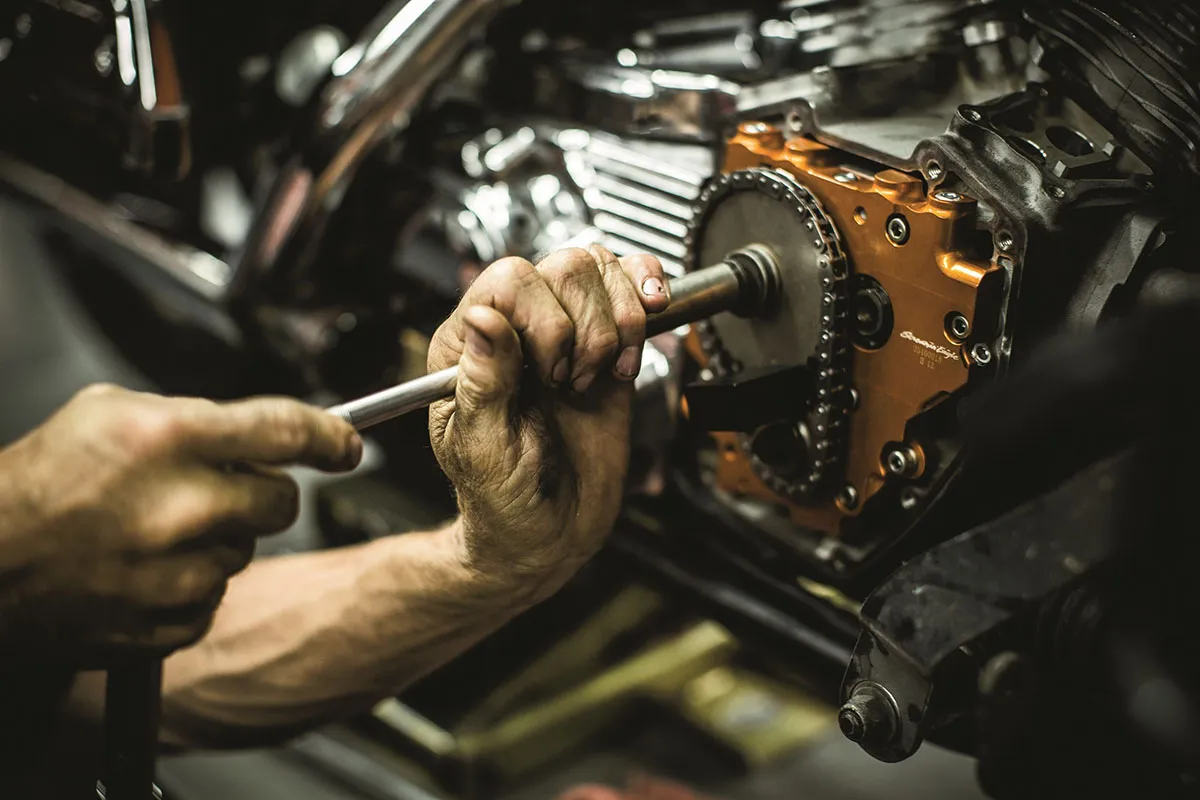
<box><xmin>395</xmin><ymin>0</ymin><xmax>1172</xmax><ymax>580</ymax></box>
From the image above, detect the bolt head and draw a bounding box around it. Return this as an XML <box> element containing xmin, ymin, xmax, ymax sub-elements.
<box><xmin>838</xmin><ymin>485</ymin><xmax>859</xmax><ymax>510</ymax></box>
<box><xmin>948</xmin><ymin>313</ymin><xmax>971</xmax><ymax>341</ymax></box>
<box><xmin>838</xmin><ymin>684</ymin><xmax>900</xmax><ymax>746</ymax></box>
<box><xmin>838</xmin><ymin>707</ymin><xmax>867</xmax><ymax>741</ymax></box>
<box><xmin>887</xmin><ymin>450</ymin><xmax>908</xmax><ymax>475</ymax></box>
<box><xmin>885</xmin><ymin>216</ymin><xmax>910</xmax><ymax>245</ymax></box>
<box><xmin>971</xmin><ymin>344</ymin><xmax>993</xmax><ymax>365</ymax></box>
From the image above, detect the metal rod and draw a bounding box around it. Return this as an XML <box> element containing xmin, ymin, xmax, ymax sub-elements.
<box><xmin>328</xmin><ymin>258</ymin><xmax>752</xmax><ymax>430</ymax></box>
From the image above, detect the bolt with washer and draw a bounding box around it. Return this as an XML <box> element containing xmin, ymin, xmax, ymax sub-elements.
<box><xmin>885</xmin><ymin>215</ymin><xmax>910</xmax><ymax>246</ymax></box>
<box><xmin>947</xmin><ymin>313</ymin><xmax>971</xmax><ymax>342</ymax></box>
<box><xmin>934</xmin><ymin>190</ymin><xmax>962</xmax><ymax>202</ymax></box>
<box><xmin>972</xmin><ymin>343</ymin><xmax>993</xmax><ymax>365</ymax></box>
<box><xmin>838</xmin><ymin>683</ymin><xmax>899</xmax><ymax>745</ymax></box>
<box><xmin>886</xmin><ymin>446</ymin><xmax>920</xmax><ymax>478</ymax></box>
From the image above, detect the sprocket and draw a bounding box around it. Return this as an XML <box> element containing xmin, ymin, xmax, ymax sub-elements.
<box><xmin>684</xmin><ymin>167</ymin><xmax>851</xmax><ymax>501</ymax></box>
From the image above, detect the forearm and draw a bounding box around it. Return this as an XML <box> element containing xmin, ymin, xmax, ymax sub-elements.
<box><xmin>158</xmin><ymin>521</ymin><xmax>558</xmax><ymax>749</ymax></box>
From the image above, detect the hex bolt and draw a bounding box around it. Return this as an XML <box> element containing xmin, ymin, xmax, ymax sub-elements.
<box><xmin>971</xmin><ymin>343</ymin><xmax>993</xmax><ymax>366</ymax></box>
<box><xmin>838</xmin><ymin>683</ymin><xmax>899</xmax><ymax>745</ymax></box>
<box><xmin>886</xmin><ymin>446</ymin><xmax>919</xmax><ymax>478</ymax></box>
<box><xmin>885</xmin><ymin>215</ymin><xmax>910</xmax><ymax>246</ymax></box>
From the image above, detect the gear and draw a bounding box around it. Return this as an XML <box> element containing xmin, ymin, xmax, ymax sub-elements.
<box><xmin>684</xmin><ymin>167</ymin><xmax>851</xmax><ymax>501</ymax></box>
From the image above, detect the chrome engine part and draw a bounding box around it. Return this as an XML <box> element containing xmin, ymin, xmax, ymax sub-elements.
<box><xmin>404</xmin><ymin>126</ymin><xmax>714</xmax><ymax>285</ymax></box>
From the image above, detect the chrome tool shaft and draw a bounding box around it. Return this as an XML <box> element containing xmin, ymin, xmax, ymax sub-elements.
<box><xmin>328</xmin><ymin>249</ymin><xmax>778</xmax><ymax>430</ymax></box>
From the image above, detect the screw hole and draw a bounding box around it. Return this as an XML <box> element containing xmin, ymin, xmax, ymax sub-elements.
<box><xmin>854</xmin><ymin>207</ymin><xmax>868</xmax><ymax>225</ymax></box>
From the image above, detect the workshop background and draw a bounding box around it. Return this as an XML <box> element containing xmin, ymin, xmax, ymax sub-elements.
<box><xmin>0</xmin><ymin>200</ymin><xmax>985</xmax><ymax>799</ymax></box>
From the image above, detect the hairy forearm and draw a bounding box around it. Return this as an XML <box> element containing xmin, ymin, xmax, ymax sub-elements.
<box><xmin>156</xmin><ymin>521</ymin><xmax>558</xmax><ymax>749</ymax></box>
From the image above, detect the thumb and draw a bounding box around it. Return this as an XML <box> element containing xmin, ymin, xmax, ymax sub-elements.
<box><xmin>455</xmin><ymin>305</ymin><xmax>523</xmax><ymax>434</ymax></box>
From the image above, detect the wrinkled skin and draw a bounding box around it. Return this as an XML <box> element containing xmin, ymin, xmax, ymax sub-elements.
<box><xmin>427</xmin><ymin>245</ymin><xmax>669</xmax><ymax>599</ymax></box>
<box><xmin>0</xmin><ymin>385</ymin><xmax>361</xmax><ymax>666</ymax></box>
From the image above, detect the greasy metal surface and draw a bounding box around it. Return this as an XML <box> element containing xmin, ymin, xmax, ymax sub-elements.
<box><xmin>703</xmin><ymin>125</ymin><xmax>997</xmax><ymax>534</ymax></box>
<box><xmin>841</xmin><ymin>452</ymin><xmax>1122</xmax><ymax>762</ymax></box>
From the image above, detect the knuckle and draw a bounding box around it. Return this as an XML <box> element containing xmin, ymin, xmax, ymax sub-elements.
<box><xmin>177</xmin><ymin>561</ymin><xmax>223</xmax><ymax>603</ymax></box>
<box><xmin>487</xmin><ymin>256</ymin><xmax>536</xmax><ymax>287</ymax></box>
<box><xmin>75</xmin><ymin>382</ymin><xmax>121</xmax><ymax>401</ymax></box>
<box><xmin>539</xmin><ymin>248</ymin><xmax>597</xmax><ymax>284</ymax></box>
<box><xmin>559</xmin><ymin>247</ymin><xmax>599</xmax><ymax>268</ymax></box>
<box><xmin>122</xmin><ymin>408</ymin><xmax>188</xmax><ymax>458</ymax></box>
<box><xmin>154</xmin><ymin>488</ymin><xmax>217</xmax><ymax>542</ymax></box>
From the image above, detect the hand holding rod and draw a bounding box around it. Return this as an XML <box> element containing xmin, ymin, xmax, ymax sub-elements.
<box><xmin>328</xmin><ymin>247</ymin><xmax>779</xmax><ymax>430</ymax></box>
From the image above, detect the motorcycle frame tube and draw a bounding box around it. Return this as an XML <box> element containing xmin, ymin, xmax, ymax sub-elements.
<box><xmin>229</xmin><ymin>0</ymin><xmax>517</xmax><ymax>301</ymax></box>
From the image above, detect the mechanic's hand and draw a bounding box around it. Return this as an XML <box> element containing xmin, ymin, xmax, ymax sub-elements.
<box><xmin>0</xmin><ymin>384</ymin><xmax>362</xmax><ymax>666</ymax></box>
<box><xmin>428</xmin><ymin>246</ymin><xmax>668</xmax><ymax>601</ymax></box>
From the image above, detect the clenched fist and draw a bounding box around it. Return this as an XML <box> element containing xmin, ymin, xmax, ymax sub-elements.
<box><xmin>0</xmin><ymin>384</ymin><xmax>362</xmax><ymax>666</ymax></box>
<box><xmin>427</xmin><ymin>246</ymin><xmax>669</xmax><ymax>601</ymax></box>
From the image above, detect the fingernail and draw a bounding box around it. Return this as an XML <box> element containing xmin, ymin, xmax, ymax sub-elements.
<box><xmin>641</xmin><ymin>276</ymin><xmax>666</xmax><ymax>297</ymax></box>
<box><xmin>465</xmin><ymin>325</ymin><xmax>493</xmax><ymax>358</ymax></box>
<box><xmin>553</xmin><ymin>357</ymin><xmax>570</xmax><ymax>385</ymax></box>
<box><xmin>616</xmin><ymin>346</ymin><xmax>641</xmax><ymax>378</ymax></box>
<box><xmin>572</xmin><ymin>372</ymin><xmax>594</xmax><ymax>394</ymax></box>
<box><xmin>346</xmin><ymin>433</ymin><xmax>364</xmax><ymax>466</ymax></box>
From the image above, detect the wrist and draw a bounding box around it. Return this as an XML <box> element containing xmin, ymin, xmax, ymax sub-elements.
<box><xmin>445</xmin><ymin>515</ymin><xmax>580</xmax><ymax>608</ymax></box>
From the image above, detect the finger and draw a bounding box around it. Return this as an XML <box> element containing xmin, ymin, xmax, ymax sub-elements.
<box><xmin>124</xmin><ymin>552</ymin><xmax>233</xmax><ymax>609</ymax></box>
<box><xmin>213</xmin><ymin>467</ymin><xmax>302</xmax><ymax>536</ymax></box>
<box><xmin>591</xmin><ymin>246</ymin><xmax>649</xmax><ymax>381</ymax></box>
<box><xmin>138</xmin><ymin>467</ymin><xmax>300</xmax><ymax>547</ymax></box>
<box><xmin>453</xmin><ymin>305</ymin><xmax>524</xmax><ymax>437</ymax></box>
<box><xmin>537</xmin><ymin>248</ymin><xmax>621</xmax><ymax>394</ymax></box>
<box><xmin>620</xmin><ymin>252</ymin><xmax>670</xmax><ymax>313</ymax></box>
<box><xmin>430</xmin><ymin>257</ymin><xmax>574</xmax><ymax>388</ymax></box>
<box><xmin>181</xmin><ymin>397</ymin><xmax>363</xmax><ymax>472</ymax></box>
